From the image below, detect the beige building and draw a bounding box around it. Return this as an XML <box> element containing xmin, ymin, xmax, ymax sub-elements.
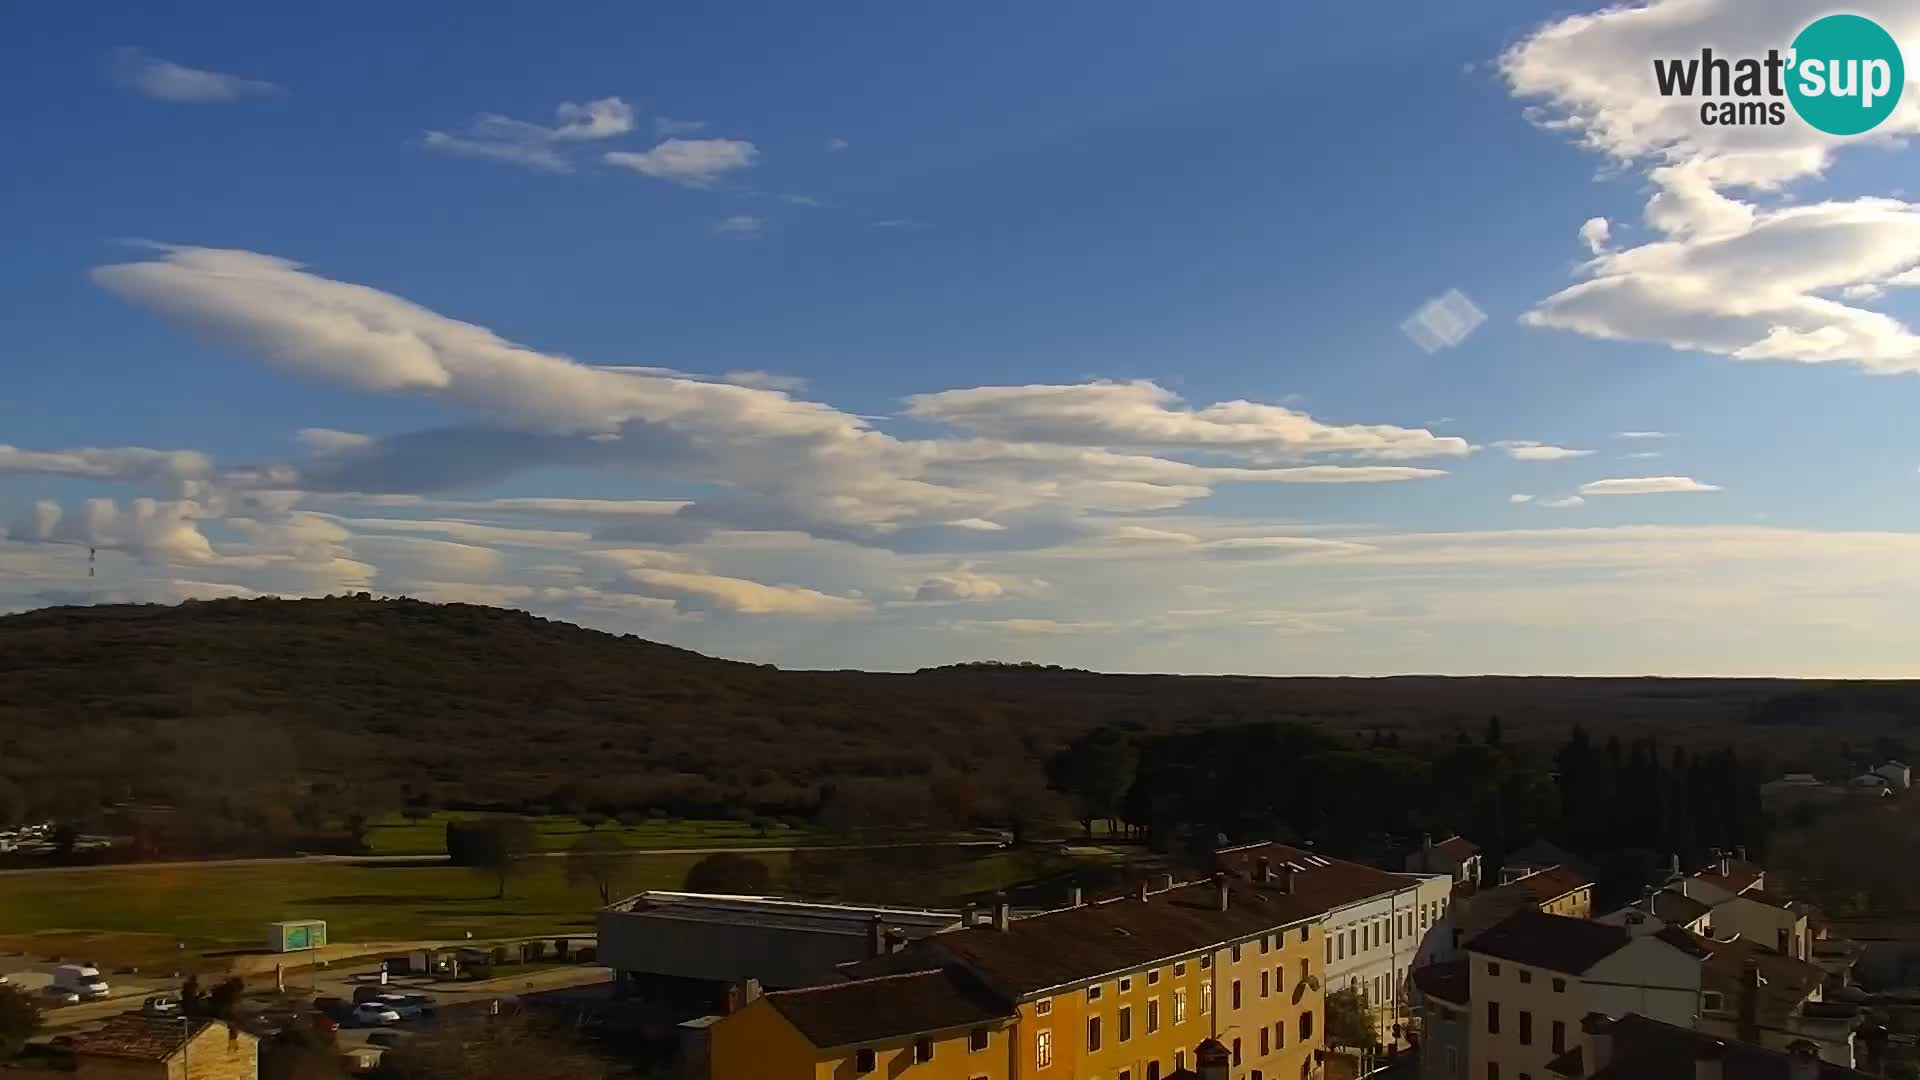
<box><xmin>1694</xmin><ymin>935</ymin><xmax>1858</xmax><ymax>1067</ymax></box>
<box><xmin>70</xmin><ymin>1017</ymin><xmax>258</xmax><ymax>1080</ymax></box>
<box><xmin>1466</xmin><ymin>912</ymin><xmax>1704</xmax><ymax>1080</ymax></box>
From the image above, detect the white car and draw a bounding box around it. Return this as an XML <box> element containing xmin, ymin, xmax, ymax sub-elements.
<box><xmin>351</xmin><ymin>1003</ymin><xmax>401</xmax><ymax>1026</ymax></box>
<box><xmin>43</xmin><ymin>988</ymin><xmax>81</xmax><ymax>1005</ymax></box>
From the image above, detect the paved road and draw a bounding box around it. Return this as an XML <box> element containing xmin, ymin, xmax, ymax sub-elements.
<box><xmin>0</xmin><ymin>838</ymin><xmax>1007</xmax><ymax>877</ymax></box>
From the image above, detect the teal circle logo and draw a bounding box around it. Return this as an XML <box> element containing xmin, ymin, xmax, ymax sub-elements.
<box><xmin>1787</xmin><ymin>14</ymin><xmax>1905</xmax><ymax>136</ymax></box>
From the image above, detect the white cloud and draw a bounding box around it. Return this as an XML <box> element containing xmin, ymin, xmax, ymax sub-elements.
<box><xmin>421</xmin><ymin>131</ymin><xmax>571</xmax><ymax>173</ymax></box>
<box><xmin>910</xmin><ymin>569</ymin><xmax>1045</xmax><ymax>603</ymax></box>
<box><xmin>354</xmin><ymin>534</ymin><xmax>504</xmax><ymax>582</ymax></box>
<box><xmin>826</xmin><ymin>137</ymin><xmax>850</xmax><ymax>152</ymax></box>
<box><xmin>714</xmin><ymin>214</ymin><xmax>763</xmax><ymax>237</ymax></box>
<box><xmin>110</xmin><ymin>48</ymin><xmax>279</xmax><ymax>103</ymax></box>
<box><xmin>0</xmin><ymin>444</ymin><xmax>213</xmax><ymax>495</ymax></box>
<box><xmin>1494</xmin><ymin>440</ymin><xmax>1593</xmax><ymax>461</ymax></box>
<box><xmin>1400</xmin><ymin>289</ymin><xmax>1486</xmax><ymax>353</ymax></box>
<box><xmin>654</xmin><ymin>117</ymin><xmax>707</xmax><ymax>136</ymax></box>
<box><xmin>7</xmin><ymin>497</ymin><xmax>215</xmax><ymax>563</ymax></box>
<box><xmin>552</xmin><ymin>97</ymin><xmax>636</xmax><ymax>140</ymax></box>
<box><xmin>723</xmin><ymin>370</ymin><xmax>808</xmax><ymax>392</ymax></box>
<box><xmin>906</xmin><ymin>380</ymin><xmax>1469</xmax><ymax>461</ymax></box>
<box><xmin>1505</xmin><ymin>0</ymin><xmax>1920</xmax><ymax>373</ymax></box>
<box><xmin>605</xmin><ymin>138</ymin><xmax>759</xmax><ymax>187</ymax></box>
<box><xmin>1579</xmin><ymin>217</ymin><xmax>1611</xmax><ymax>255</ymax></box>
<box><xmin>297</xmin><ymin>428</ymin><xmax>373</xmax><ymax>454</ymax></box>
<box><xmin>1579</xmin><ymin>476</ymin><xmax>1721</xmax><ymax>496</ymax></box>
<box><xmin>1539</xmin><ymin>495</ymin><xmax>1586</xmax><ymax>509</ymax></box>
<box><xmin>338</xmin><ymin>516</ymin><xmax>590</xmax><ymax>548</ymax></box>
<box><xmin>1625</xmin><ymin>450</ymin><xmax>1664</xmax><ymax>460</ymax></box>
<box><xmin>620</xmin><ymin>567</ymin><xmax>867</xmax><ymax>617</ymax></box>
<box><xmin>1509</xmin><ymin>494</ymin><xmax>1535</xmax><ymax>505</ymax></box>
<box><xmin>424</xmin><ymin>97</ymin><xmax>634</xmax><ymax>173</ymax></box>
<box><xmin>946</xmin><ymin>518</ymin><xmax>1006</xmax><ymax>532</ymax></box>
<box><xmin>1616</xmin><ymin>431</ymin><xmax>1670</xmax><ymax>440</ymax></box>
<box><xmin>778</xmin><ymin>194</ymin><xmax>823</xmax><ymax>207</ymax></box>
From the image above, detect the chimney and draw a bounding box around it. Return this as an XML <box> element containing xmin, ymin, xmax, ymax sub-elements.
<box><xmin>1645</xmin><ymin>885</ymin><xmax>1659</xmax><ymax>915</ymax></box>
<box><xmin>1278</xmin><ymin>864</ymin><xmax>1296</xmax><ymax>896</ymax></box>
<box><xmin>867</xmin><ymin>913</ymin><xmax>886</xmax><ymax>958</ymax></box>
<box><xmin>729</xmin><ymin>978</ymin><xmax>762</xmax><ymax>1013</ymax></box>
<box><xmin>1068</xmin><ymin>886</ymin><xmax>1083</xmax><ymax>908</ymax></box>
<box><xmin>993</xmin><ymin>897</ymin><xmax>1012</xmax><ymax>932</ymax></box>
<box><xmin>1680</xmin><ymin>879</ymin><xmax>1689</xmax><ymax>899</ymax></box>
<box><xmin>1214</xmin><ymin>873</ymin><xmax>1230</xmax><ymax>912</ymax></box>
<box><xmin>1694</xmin><ymin>1038</ymin><xmax>1726</xmax><ymax>1080</ymax></box>
<box><xmin>1720</xmin><ymin>853</ymin><xmax>1732</xmax><ymax>878</ymax></box>
<box><xmin>1162</xmin><ymin>873</ymin><xmax>1176</xmax><ymax>892</ymax></box>
<box><xmin>1738</xmin><ymin>961</ymin><xmax>1763</xmax><ymax>1044</ymax></box>
<box><xmin>1138</xmin><ymin>879</ymin><xmax>1151</xmax><ymax>902</ymax></box>
<box><xmin>1581</xmin><ymin>1014</ymin><xmax>1615</xmax><ymax>1072</ymax></box>
<box><xmin>1736</xmin><ymin>846</ymin><xmax>1747</xmax><ymax>863</ymax></box>
<box><xmin>1423</xmin><ymin>833</ymin><xmax>1434</xmax><ymax>851</ymax></box>
<box><xmin>883</xmin><ymin>927</ymin><xmax>906</xmax><ymax>954</ymax></box>
<box><xmin>1671</xmin><ymin>852</ymin><xmax>1682</xmax><ymax>878</ymax></box>
<box><xmin>1256</xmin><ymin>856</ymin><xmax>1273</xmax><ymax>883</ymax></box>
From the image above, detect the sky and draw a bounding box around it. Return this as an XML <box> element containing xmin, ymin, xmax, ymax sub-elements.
<box><xmin>4</xmin><ymin>1</ymin><xmax>1920</xmax><ymax>676</ymax></box>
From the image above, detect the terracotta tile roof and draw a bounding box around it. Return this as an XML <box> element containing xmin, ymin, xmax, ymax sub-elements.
<box><xmin>1216</xmin><ymin>842</ymin><xmax>1413</xmax><ymax>912</ymax></box>
<box><xmin>1652</xmin><ymin>926</ymin><xmax>1714</xmax><ymax>959</ymax></box>
<box><xmin>1509</xmin><ymin>866</ymin><xmax>1593</xmax><ymax>905</ymax></box>
<box><xmin>932</xmin><ymin>880</ymin><xmax>1322</xmax><ymax>996</ymax></box>
<box><xmin>1466</xmin><ymin>911</ymin><xmax>1632</xmax><ymax>975</ymax></box>
<box><xmin>69</xmin><ymin>1016</ymin><xmax>218</xmax><ymax>1061</ymax></box>
<box><xmin>1649</xmin><ymin>889</ymin><xmax>1713</xmax><ymax>926</ymax></box>
<box><xmin>1741</xmin><ymin>887</ymin><xmax>1798</xmax><ymax>911</ymax></box>
<box><xmin>1577</xmin><ymin>1013</ymin><xmax>1867</xmax><ymax>1080</ymax></box>
<box><xmin>1433</xmin><ymin>836</ymin><xmax>1480</xmax><ymax>860</ymax></box>
<box><xmin>1411</xmin><ymin>959</ymin><xmax>1470</xmax><ymax>1005</ymax></box>
<box><xmin>763</xmin><ymin>967</ymin><xmax>1013</xmax><ymax>1049</ymax></box>
<box><xmin>1695</xmin><ymin>934</ymin><xmax>1825</xmax><ymax>1027</ymax></box>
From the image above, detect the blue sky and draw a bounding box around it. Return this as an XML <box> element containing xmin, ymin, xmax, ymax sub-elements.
<box><xmin>5</xmin><ymin>1</ymin><xmax>1920</xmax><ymax>675</ymax></box>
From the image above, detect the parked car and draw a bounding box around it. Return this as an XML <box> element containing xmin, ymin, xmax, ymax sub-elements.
<box><xmin>306</xmin><ymin>1011</ymin><xmax>341</xmax><ymax>1034</ymax></box>
<box><xmin>42</xmin><ymin>988</ymin><xmax>81</xmax><ymax>1006</ymax></box>
<box><xmin>379</xmin><ymin>992</ymin><xmax>434</xmax><ymax>1020</ymax></box>
<box><xmin>141</xmin><ymin>995</ymin><xmax>180</xmax><ymax>1016</ymax></box>
<box><xmin>352</xmin><ymin>986</ymin><xmax>398</xmax><ymax>1005</ymax></box>
<box><xmin>351</xmin><ymin>1003</ymin><xmax>401</xmax><ymax>1026</ymax></box>
<box><xmin>52</xmin><ymin>964</ymin><xmax>110</xmax><ymax>1000</ymax></box>
<box><xmin>313</xmin><ymin>995</ymin><xmax>353</xmax><ymax>1021</ymax></box>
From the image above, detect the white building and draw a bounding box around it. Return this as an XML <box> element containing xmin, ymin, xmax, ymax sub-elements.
<box><xmin>1874</xmin><ymin>761</ymin><xmax>1911</xmax><ymax>790</ymax></box>
<box><xmin>1217</xmin><ymin>841</ymin><xmax>1454</xmax><ymax>1044</ymax></box>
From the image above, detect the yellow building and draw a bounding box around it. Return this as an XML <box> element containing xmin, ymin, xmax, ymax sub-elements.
<box><xmin>709</xmin><ymin>968</ymin><xmax>1019</xmax><ymax>1080</ymax></box>
<box><xmin>709</xmin><ymin>877</ymin><xmax>1328</xmax><ymax>1080</ymax></box>
<box><xmin>1508</xmin><ymin>867</ymin><xmax>1594</xmax><ymax>921</ymax></box>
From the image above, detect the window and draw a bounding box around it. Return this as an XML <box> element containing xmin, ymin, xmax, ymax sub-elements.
<box><xmin>1147</xmin><ymin>998</ymin><xmax>1161</xmax><ymax>1034</ymax></box>
<box><xmin>1486</xmin><ymin>962</ymin><xmax>1500</xmax><ymax>976</ymax></box>
<box><xmin>1120</xmin><ymin>1072</ymin><xmax>1131</xmax><ymax>1080</ymax></box>
<box><xmin>1448</xmin><ymin>1048</ymin><xmax>1459</xmax><ymax>1080</ymax></box>
<box><xmin>1174</xmin><ymin>988</ymin><xmax>1188</xmax><ymax>1024</ymax></box>
<box><xmin>1119</xmin><ymin>1005</ymin><xmax>1132</xmax><ymax>1042</ymax></box>
<box><xmin>1087</xmin><ymin>984</ymin><xmax>1103</xmax><ymax>1002</ymax></box>
<box><xmin>1276</xmin><ymin>1018</ymin><xmax>1286</xmax><ymax>1048</ymax></box>
<box><xmin>1232</xmin><ymin>943</ymin><xmax>1243</xmax><ymax>963</ymax></box>
<box><xmin>1327</xmin><ymin>938</ymin><xmax>1334</xmax><ymax>963</ymax></box>
<box><xmin>1261</xmin><ymin>1028</ymin><xmax>1271</xmax><ymax>1056</ymax></box>
<box><xmin>1276</xmin><ymin>965</ymin><xmax>1285</xmax><ymax>992</ymax></box>
<box><xmin>1552</xmin><ymin>1020</ymin><xmax>1566</xmax><ymax>1054</ymax></box>
<box><xmin>1233</xmin><ymin>1037</ymin><xmax>1242</xmax><ymax>1065</ymax></box>
<box><xmin>1201</xmin><ymin>954</ymin><xmax>1213</xmax><ymax>970</ymax></box>
<box><xmin>856</xmin><ymin>1048</ymin><xmax>876</xmax><ymax>1074</ymax></box>
<box><xmin>1262</xmin><ymin>935</ymin><xmax>1272</xmax><ymax>955</ymax></box>
<box><xmin>1299</xmin><ymin>959</ymin><xmax>1308</xmax><ymax>985</ymax></box>
<box><xmin>1373</xmin><ymin>974</ymin><xmax>1381</xmax><ymax>1002</ymax></box>
<box><xmin>1336</xmin><ymin>936</ymin><xmax>1345</xmax><ymax>961</ymax></box>
<box><xmin>914</xmin><ymin>1038</ymin><xmax>933</xmax><ymax>1063</ymax></box>
<box><xmin>1201</xmin><ymin>982</ymin><xmax>1213</xmax><ymax>1015</ymax></box>
<box><xmin>1300</xmin><ymin>1011</ymin><xmax>1315</xmax><ymax>1041</ymax></box>
<box><xmin>970</xmin><ymin>1027</ymin><xmax>990</xmax><ymax>1052</ymax></box>
<box><xmin>1518</xmin><ymin>969</ymin><xmax>1532</xmax><ymax>985</ymax></box>
<box><xmin>1488</xmin><ymin>1002</ymin><xmax>1501</xmax><ymax>1036</ymax></box>
<box><xmin>1174</xmin><ymin>961</ymin><xmax>1186</xmax><ymax>976</ymax></box>
<box><xmin>1147</xmin><ymin>1064</ymin><xmax>1160</xmax><ymax>1080</ymax></box>
<box><xmin>1087</xmin><ymin>1016</ymin><xmax>1102</xmax><ymax>1052</ymax></box>
<box><xmin>1035</xmin><ymin>1029</ymin><xmax>1052</xmax><ymax>1069</ymax></box>
<box><xmin>1702</xmin><ymin>991</ymin><xmax>1725</xmax><ymax>1012</ymax></box>
<box><xmin>1488</xmin><ymin>1063</ymin><xmax>1499</xmax><ymax>1080</ymax></box>
<box><xmin>1261</xmin><ymin>972</ymin><xmax>1270</xmax><ymax>997</ymax></box>
<box><xmin>1177</xmin><ymin>1051</ymin><xmax>1187</xmax><ymax>1070</ymax></box>
<box><xmin>1148</xmin><ymin>968</ymin><xmax>1161</xmax><ymax>985</ymax></box>
<box><xmin>1551</xmin><ymin>978</ymin><xmax>1566</xmax><ymax>993</ymax></box>
<box><xmin>1348</xmin><ymin>928</ymin><xmax>1358</xmax><ymax>954</ymax></box>
<box><xmin>1035</xmin><ymin>997</ymin><xmax>1053</xmax><ymax>1016</ymax></box>
<box><xmin>1521</xmin><ymin>1075</ymin><xmax>1532</xmax><ymax>1080</ymax></box>
<box><xmin>1232</xmin><ymin>980</ymin><xmax>1242</xmax><ymax>1009</ymax></box>
<box><xmin>1120</xmin><ymin>977</ymin><xmax>1133</xmax><ymax>993</ymax></box>
<box><xmin>1519</xmin><ymin>1011</ymin><xmax>1532</xmax><ymax>1046</ymax></box>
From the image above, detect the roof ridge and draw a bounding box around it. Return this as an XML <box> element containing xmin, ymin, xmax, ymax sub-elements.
<box><xmin>768</xmin><ymin>967</ymin><xmax>951</xmax><ymax>997</ymax></box>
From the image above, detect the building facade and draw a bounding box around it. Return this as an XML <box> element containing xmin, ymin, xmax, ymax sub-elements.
<box><xmin>71</xmin><ymin>1017</ymin><xmax>258</xmax><ymax>1080</ymax></box>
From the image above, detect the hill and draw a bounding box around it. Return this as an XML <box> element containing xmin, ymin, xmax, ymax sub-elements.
<box><xmin>0</xmin><ymin>597</ymin><xmax>1912</xmax><ymax>851</ymax></box>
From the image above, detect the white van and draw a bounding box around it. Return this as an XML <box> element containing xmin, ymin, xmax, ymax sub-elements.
<box><xmin>52</xmin><ymin>964</ymin><xmax>110</xmax><ymax>1000</ymax></box>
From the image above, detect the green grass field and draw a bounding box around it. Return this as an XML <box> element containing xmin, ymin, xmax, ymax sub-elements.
<box><xmin>0</xmin><ymin>845</ymin><xmax>1093</xmax><ymax>973</ymax></box>
<box><xmin>361</xmin><ymin>811</ymin><xmax>832</xmax><ymax>855</ymax></box>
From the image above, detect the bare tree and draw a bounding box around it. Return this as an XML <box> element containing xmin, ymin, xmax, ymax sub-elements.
<box><xmin>565</xmin><ymin>832</ymin><xmax>626</xmax><ymax>904</ymax></box>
